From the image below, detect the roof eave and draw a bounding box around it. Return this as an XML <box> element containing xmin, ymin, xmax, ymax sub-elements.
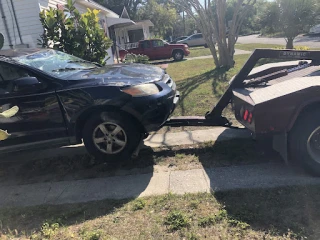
<box><xmin>76</xmin><ymin>0</ymin><xmax>119</xmax><ymax>18</ymax></box>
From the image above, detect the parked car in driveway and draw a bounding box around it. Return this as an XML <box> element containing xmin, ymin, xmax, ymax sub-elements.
<box><xmin>0</xmin><ymin>48</ymin><xmax>179</xmax><ymax>161</ymax></box>
<box><xmin>309</xmin><ymin>24</ymin><xmax>320</xmax><ymax>35</ymax></box>
<box><xmin>119</xmin><ymin>39</ymin><xmax>190</xmax><ymax>61</ymax></box>
<box><xmin>177</xmin><ymin>33</ymin><xmax>211</xmax><ymax>48</ymax></box>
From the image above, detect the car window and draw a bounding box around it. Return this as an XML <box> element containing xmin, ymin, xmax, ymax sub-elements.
<box><xmin>0</xmin><ymin>63</ymin><xmax>34</xmax><ymax>95</ymax></box>
<box><xmin>141</xmin><ymin>41</ymin><xmax>151</xmax><ymax>49</ymax></box>
<box><xmin>152</xmin><ymin>40</ymin><xmax>164</xmax><ymax>48</ymax></box>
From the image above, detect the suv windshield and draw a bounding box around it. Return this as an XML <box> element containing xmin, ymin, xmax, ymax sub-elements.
<box><xmin>13</xmin><ymin>49</ymin><xmax>98</xmax><ymax>78</ymax></box>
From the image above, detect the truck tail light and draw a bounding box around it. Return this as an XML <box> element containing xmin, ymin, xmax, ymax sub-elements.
<box><xmin>243</xmin><ymin>109</ymin><xmax>253</xmax><ymax>124</ymax></box>
<box><xmin>243</xmin><ymin>110</ymin><xmax>249</xmax><ymax>121</ymax></box>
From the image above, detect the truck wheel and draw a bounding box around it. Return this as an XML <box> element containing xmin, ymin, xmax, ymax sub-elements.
<box><xmin>82</xmin><ymin>112</ymin><xmax>141</xmax><ymax>162</ymax></box>
<box><xmin>173</xmin><ymin>50</ymin><xmax>184</xmax><ymax>61</ymax></box>
<box><xmin>288</xmin><ymin>109</ymin><xmax>320</xmax><ymax>176</ymax></box>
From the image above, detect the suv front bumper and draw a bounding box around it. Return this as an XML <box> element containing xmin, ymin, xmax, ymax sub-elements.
<box><xmin>122</xmin><ymin>80</ymin><xmax>180</xmax><ymax>133</ymax></box>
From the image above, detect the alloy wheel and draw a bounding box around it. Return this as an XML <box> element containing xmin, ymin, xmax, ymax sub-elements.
<box><xmin>92</xmin><ymin>122</ymin><xmax>127</xmax><ymax>154</ymax></box>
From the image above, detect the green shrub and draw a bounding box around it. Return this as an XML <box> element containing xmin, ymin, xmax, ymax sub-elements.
<box><xmin>39</xmin><ymin>0</ymin><xmax>112</xmax><ymax>64</ymax></box>
<box><xmin>164</xmin><ymin>210</ymin><xmax>189</xmax><ymax>231</ymax></box>
<box><xmin>214</xmin><ymin>209</ymin><xmax>228</xmax><ymax>222</ymax></box>
<box><xmin>81</xmin><ymin>230</ymin><xmax>101</xmax><ymax>240</ymax></box>
<box><xmin>273</xmin><ymin>46</ymin><xmax>310</xmax><ymax>50</ymax></box>
<box><xmin>198</xmin><ymin>216</ymin><xmax>215</xmax><ymax>227</ymax></box>
<box><xmin>41</xmin><ymin>222</ymin><xmax>60</xmax><ymax>238</ymax></box>
<box><xmin>131</xmin><ymin>198</ymin><xmax>146</xmax><ymax>211</ymax></box>
<box><xmin>123</xmin><ymin>53</ymin><xmax>149</xmax><ymax>64</ymax></box>
<box><xmin>294</xmin><ymin>46</ymin><xmax>311</xmax><ymax>51</ymax></box>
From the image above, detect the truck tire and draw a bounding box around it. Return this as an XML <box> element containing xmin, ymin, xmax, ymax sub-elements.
<box><xmin>173</xmin><ymin>50</ymin><xmax>184</xmax><ymax>61</ymax></box>
<box><xmin>288</xmin><ymin>109</ymin><xmax>320</xmax><ymax>176</ymax></box>
<box><xmin>82</xmin><ymin>112</ymin><xmax>141</xmax><ymax>162</ymax></box>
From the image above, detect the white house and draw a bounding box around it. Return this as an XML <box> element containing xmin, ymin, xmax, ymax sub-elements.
<box><xmin>0</xmin><ymin>0</ymin><xmax>140</xmax><ymax>64</ymax></box>
<box><xmin>108</xmin><ymin>7</ymin><xmax>154</xmax><ymax>50</ymax></box>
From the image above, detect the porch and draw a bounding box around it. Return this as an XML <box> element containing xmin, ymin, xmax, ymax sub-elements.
<box><xmin>115</xmin><ymin>20</ymin><xmax>154</xmax><ymax>50</ymax></box>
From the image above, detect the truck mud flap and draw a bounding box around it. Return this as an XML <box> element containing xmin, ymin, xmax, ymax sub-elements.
<box><xmin>273</xmin><ymin>132</ymin><xmax>288</xmax><ymax>164</ymax></box>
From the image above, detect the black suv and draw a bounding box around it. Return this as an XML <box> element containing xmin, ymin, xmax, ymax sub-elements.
<box><xmin>0</xmin><ymin>49</ymin><xmax>179</xmax><ymax>161</ymax></box>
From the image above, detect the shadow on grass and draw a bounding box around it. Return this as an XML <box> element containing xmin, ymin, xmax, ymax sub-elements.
<box><xmin>149</xmin><ymin>59</ymin><xmax>187</xmax><ymax>65</ymax></box>
<box><xmin>176</xmin><ymin>67</ymin><xmax>229</xmax><ymax>116</ymax></box>
<box><xmin>213</xmin><ymin>186</ymin><xmax>320</xmax><ymax>239</ymax></box>
<box><xmin>210</xmin><ymin>67</ymin><xmax>229</xmax><ymax>97</ymax></box>
<box><xmin>0</xmin><ymin>137</ymin><xmax>272</xmax><ymax>186</ymax></box>
<box><xmin>198</xmin><ymin>135</ymin><xmax>320</xmax><ymax>239</ymax></box>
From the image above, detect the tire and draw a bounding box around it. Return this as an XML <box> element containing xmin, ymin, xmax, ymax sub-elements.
<box><xmin>204</xmin><ymin>43</ymin><xmax>208</xmax><ymax>48</ymax></box>
<box><xmin>288</xmin><ymin>108</ymin><xmax>320</xmax><ymax>176</ymax></box>
<box><xmin>173</xmin><ymin>50</ymin><xmax>184</xmax><ymax>61</ymax></box>
<box><xmin>82</xmin><ymin>112</ymin><xmax>141</xmax><ymax>162</ymax></box>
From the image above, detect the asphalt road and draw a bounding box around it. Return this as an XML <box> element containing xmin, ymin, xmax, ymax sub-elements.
<box><xmin>238</xmin><ymin>34</ymin><xmax>320</xmax><ymax>48</ymax></box>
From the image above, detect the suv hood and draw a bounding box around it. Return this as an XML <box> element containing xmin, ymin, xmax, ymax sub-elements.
<box><xmin>67</xmin><ymin>63</ymin><xmax>166</xmax><ymax>87</ymax></box>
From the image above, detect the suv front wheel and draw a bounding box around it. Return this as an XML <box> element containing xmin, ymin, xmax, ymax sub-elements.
<box><xmin>83</xmin><ymin>112</ymin><xmax>141</xmax><ymax>162</ymax></box>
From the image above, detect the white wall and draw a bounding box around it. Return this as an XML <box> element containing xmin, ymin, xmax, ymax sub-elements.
<box><xmin>0</xmin><ymin>0</ymin><xmax>41</xmax><ymax>49</ymax></box>
<box><xmin>0</xmin><ymin>0</ymin><xmax>115</xmax><ymax>64</ymax></box>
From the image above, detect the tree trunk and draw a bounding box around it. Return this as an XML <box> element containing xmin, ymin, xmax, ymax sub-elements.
<box><xmin>174</xmin><ymin>0</ymin><xmax>256</xmax><ymax>69</ymax></box>
<box><xmin>286</xmin><ymin>38</ymin><xmax>294</xmax><ymax>49</ymax></box>
<box><xmin>220</xmin><ymin>52</ymin><xmax>235</xmax><ymax>68</ymax></box>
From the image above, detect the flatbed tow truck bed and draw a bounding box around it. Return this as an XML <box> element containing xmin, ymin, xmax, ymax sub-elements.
<box><xmin>164</xmin><ymin>49</ymin><xmax>320</xmax><ymax>176</ymax></box>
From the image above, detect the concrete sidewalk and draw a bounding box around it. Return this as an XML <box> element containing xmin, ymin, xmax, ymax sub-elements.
<box><xmin>185</xmin><ymin>49</ymin><xmax>252</xmax><ymax>61</ymax></box>
<box><xmin>1</xmin><ymin>162</ymin><xmax>319</xmax><ymax>208</ymax></box>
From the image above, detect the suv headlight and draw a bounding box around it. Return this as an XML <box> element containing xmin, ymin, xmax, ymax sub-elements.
<box><xmin>121</xmin><ymin>83</ymin><xmax>160</xmax><ymax>97</ymax></box>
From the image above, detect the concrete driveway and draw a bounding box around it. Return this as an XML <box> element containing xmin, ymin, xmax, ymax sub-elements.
<box><xmin>238</xmin><ymin>34</ymin><xmax>320</xmax><ymax>48</ymax></box>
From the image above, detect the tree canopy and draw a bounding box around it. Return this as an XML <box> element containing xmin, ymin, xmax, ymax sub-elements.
<box><xmin>259</xmin><ymin>0</ymin><xmax>318</xmax><ymax>48</ymax></box>
<box><xmin>137</xmin><ymin>0</ymin><xmax>178</xmax><ymax>38</ymax></box>
<box><xmin>95</xmin><ymin>0</ymin><xmax>145</xmax><ymax>19</ymax></box>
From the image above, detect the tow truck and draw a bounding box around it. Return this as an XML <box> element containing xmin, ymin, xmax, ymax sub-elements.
<box><xmin>163</xmin><ymin>49</ymin><xmax>320</xmax><ymax>176</ymax></box>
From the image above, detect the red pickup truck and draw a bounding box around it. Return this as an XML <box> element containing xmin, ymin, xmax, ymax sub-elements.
<box><xmin>119</xmin><ymin>39</ymin><xmax>190</xmax><ymax>61</ymax></box>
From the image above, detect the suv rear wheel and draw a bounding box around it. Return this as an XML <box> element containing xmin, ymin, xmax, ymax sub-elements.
<box><xmin>83</xmin><ymin>112</ymin><xmax>141</xmax><ymax>162</ymax></box>
<box><xmin>289</xmin><ymin>109</ymin><xmax>320</xmax><ymax>176</ymax></box>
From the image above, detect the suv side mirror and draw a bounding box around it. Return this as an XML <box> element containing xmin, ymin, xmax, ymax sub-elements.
<box><xmin>13</xmin><ymin>77</ymin><xmax>44</xmax><ymax>94</ymax></box>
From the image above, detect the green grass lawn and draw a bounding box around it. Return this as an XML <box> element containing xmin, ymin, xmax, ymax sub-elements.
<box><xmin>186</xmin><ymin>43</ymin><xmax>319</xmax><ymax>59</ymax></box>
<box><xmin>235</xmin><ymin>43</ymin><xmax>320</xmax><ymax>51</ymax></box>
<box><xmin>1</xmin><ymin>186</ymin><xmax>319</xmax><ymax>239</ymax></box>
<box><xmin>187</xmin><ymin>47</ymin><xmax>212</xmax><ymax>58</ymax></box>
<box><xmin>235</xmin><ymin>43</ymin><xmax>284</xmax><ymax>51</ymax></box>
<box><xmin>166</xmin><ymin>55</ymin><xmax>250</xmax><ymax>122</ymax></box>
